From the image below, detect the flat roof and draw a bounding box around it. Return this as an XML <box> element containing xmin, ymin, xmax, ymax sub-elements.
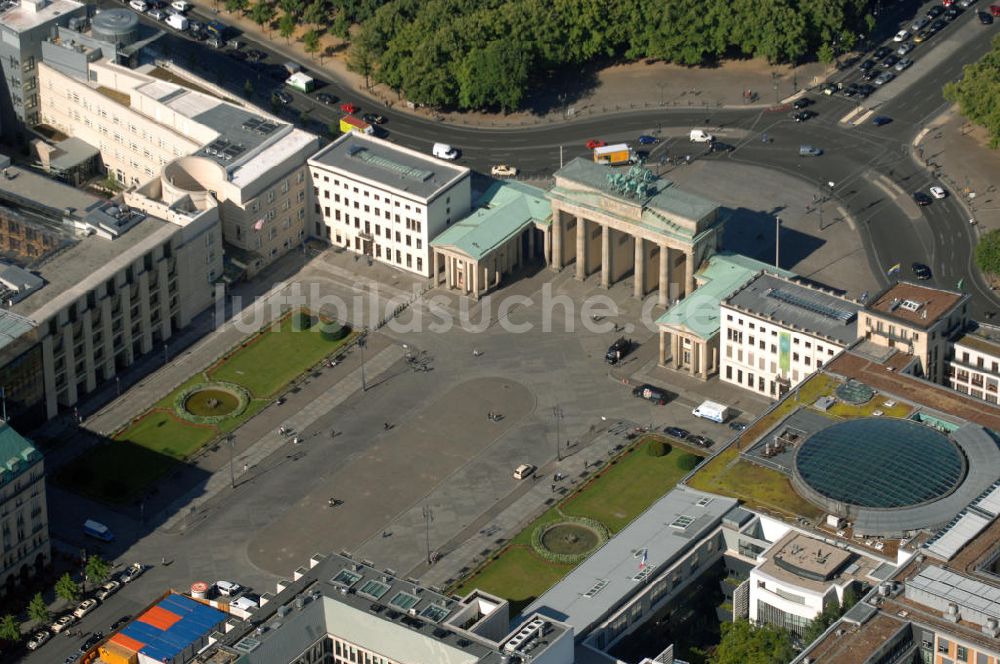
<box><xmin>865</xmin><ymin>281</ymin><xmax>967</xmax><ymax>330</ymax></box>
<box><xmin>309</xmin><ymin>133</ymin><xmax>469</xmax><ymax>202</ymax></box>
<box><xmin>522</xmin><ymin>486</ymin><xmax>737</xmax><ymax>635</ymax></box>
<box><xmin>431</xmin><ymin>181</ymin><xmax>550</xmax><ymax>261</ymax></box>
<box><xmin>0</xmin><ymin>165</ymin><xmax>105</xmax><ymax>216</ymax></box>
<box><xmin>953</xmin><ymin>322</ymin><xmax>1000</xmax><ymax>357</ymax></box>
<box><xmin>724</xmin><ymin>273</ymin><xmax>861</xmax><ymax>344</ymax></box>
<box><xmin>192</xmin><ymin>103</ymin><xmax>291</xmax><ymax>169</ymax></box>
<box><xmin>0</xmin><ymin>0</ymin><xmax>84</xmax><ymax>33</ymax></box>
<box><xmin>656</xmin><ymin>253</ymin><xmax>794</xmax><ymax>340</ymax></box>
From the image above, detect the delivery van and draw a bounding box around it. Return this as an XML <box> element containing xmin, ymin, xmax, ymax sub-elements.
<box><xmin>692</xmin><ymin>400</ymin><xmax>730</xmax><ymax>423</ymax></box>
<box><xmin>83</xmin><ymin>519</ymin><xmax>114</xmax><ymax>542</ymax></box>
<box><xmin>165</xmin><ymin>13</ymin><xmax>188</xmax><ymax>30</ymax></box>
<box><xmin>432</xmin><ymin>143</ymin><xmax>459</xmax><ymax>160</ymax></box>
<box><xmin>689</xmin><ymin>129</ymin><xmax>714</xmax><ymax>143</ymax></box>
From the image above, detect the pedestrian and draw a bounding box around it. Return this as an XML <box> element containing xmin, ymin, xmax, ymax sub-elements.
<box><xmin>243</xmin><ymin>463</ymin><xmax>248</xmax><ymax>474</ymax></box>
<box><xmin>383</xmin><ymin>422</ymin><xmax>390</xmax><ymax>431</ymax></box>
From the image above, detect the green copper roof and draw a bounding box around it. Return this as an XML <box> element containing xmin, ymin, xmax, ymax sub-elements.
<box><xmin>431</xmin><ymin>180</ymin><xmax>550</xmax><ymax>261</ymax></box>
<box><xmin>656</xmin><ymin>253</ymin><xmax>795</xmax><ymax>340</ymax></box>
<box><xmin>0</xmin><ymin>421</ymin><xmax>40</xmax><ymax>486</ymax></box>
<box><xmin>551</xmin><ymin>158</ymin><xmax>719</xmax><ymax>221</ymax></box>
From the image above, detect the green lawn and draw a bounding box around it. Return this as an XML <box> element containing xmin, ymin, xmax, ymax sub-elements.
<box><xmin>116</xmin><ymin>410</ymin><xmax>217</xmax><ymax>459</ymax></box>
<box><xmin>451</xmin><ymin>437</ymin><xmax>702</xmax><ymax>607</ymax></box>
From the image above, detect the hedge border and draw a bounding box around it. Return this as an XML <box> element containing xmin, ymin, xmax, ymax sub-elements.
<box><xmin>173</xmin><ymin>381</ymin><xmax>251</xmax><ymax>424</ymax></box>
<box><xmin>531</xmin><ymin>515</ymin><xmax>610</xmax><ymax>564</ymax></box>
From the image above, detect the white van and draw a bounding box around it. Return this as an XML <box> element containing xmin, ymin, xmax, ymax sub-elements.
<box><xmin>129</xmin><ymin>0</ymin><xmax>148</xmax><ymax>11</ymax></box>
<box><xmin>512</xmin><ymin>464</ymin><xmax>535</xmax><ymax>480</ymax></box>
<box><xmin>165</xmin><ymin>13</ymin><xmax>188</xmax><ymax>30</ymax></box>
<box><xmin>692</xmin><ymin>400</ymin><xmax>729</xmax><ymax>423</ymax></box>
<box><xmin>170</xmin><ymin>0</ymin><xmax>191</xmax><ymax>11</ymax></box>
<box><xmin>215</xmin><ymin>580</ymin><xmax>243</xmax><ymax>597</ymax></box>
<box><xmin>689</xmin><ymin>129</ymin><xmax>714</xmax><ymax>143</ymax></box>
<box><xmin>432</xmin><ymin>143</ymin><xmax>458</xmax><ymax>160</ymax></box>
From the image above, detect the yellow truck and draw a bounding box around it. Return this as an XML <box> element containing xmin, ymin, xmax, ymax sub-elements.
<box><xmin>593</xmin><ymin>143</ymin><xmax>636</xmax><ymax>166</ymax></box>
<box><xmin>339</xmin><ymin>115</ymin><xmax>374</xmax><ymax>136</ymax></box>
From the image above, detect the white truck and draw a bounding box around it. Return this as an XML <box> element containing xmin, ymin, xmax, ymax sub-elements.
<box><xmin>689</xmin><ymin>129</ymin><xmax>714</xmax><ymax>143</ymax></box>
<box><xmin>432</xmin><ymin>143</ymin><xmax>459</xmax><ymax>160</ymax></box>
<box><xmin>165</xmin><ymin>13</ymin><xmax>188</xmax><ymax>30</ymax></box>
<box><xmin>692</xmin><ymin>400</ymin><xmax>729</xmax><ymax>423</ymax></box>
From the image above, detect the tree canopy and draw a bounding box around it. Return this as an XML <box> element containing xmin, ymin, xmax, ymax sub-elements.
<box><xmin>711</xmin><ymin>620</ymin><xmax>795</xmax><ymax>664</ymax></box>
<box><xmin>975</xmin><ymin>230</ymin><xmax>1000</xmax><ymax>277</ymax></box>
<box><xmin>347</xmin><ymin>0</ymin><xmax>871</xmax><ymax>111</ymax></box>
<box><xmin>944</xmin><ymin>35</ymin><xmax>1000</xmax><ymax>148</ymax></box>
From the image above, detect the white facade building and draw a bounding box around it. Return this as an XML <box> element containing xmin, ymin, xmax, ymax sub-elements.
<box><xmin>948</xmin><ymin>323</ymin><xmax>1000</xmax><ymax>404</ymax></box>
<box><xmin>308</xmin><ymin>133</ymin><xmax>471</xmax><ymax>277</ymax></box>
<box><xmin>0</xmin><ymin>422</ymin><xmax>49</xmax><ymax>597</ymax></box>
<box><xmin>720</xmin><ymin>273</ymin><xmax>862</xmax><ymax>398</ymax></box>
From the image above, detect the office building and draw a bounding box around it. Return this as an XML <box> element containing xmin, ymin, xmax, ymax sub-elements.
<box><xmin>39</xmin><ymin>53</ymin><xmax>318</xmax><ymax>276</ymax></box>
<box><xmin>308</xmin><ymin>133</ymin><xmax>472</xmax><ymax>278</ymax></box>
<box><xmin>0</xmin><ymin>421</ymin><xmax>48</xmax><ymax>598</ymax></box>
<box><xmin>947</xmin><ymin>322</ymin><xmax>1000</xmax><ymax>404</ymax></box>
<box><xmin>719</xmin><ymin>273</ymin><xmax>862</xmax><ymax>397</ymax></box>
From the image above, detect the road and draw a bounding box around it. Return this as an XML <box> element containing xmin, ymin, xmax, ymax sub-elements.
<box><xmin>116</xmin><ymin>0</ymin><xmax>999</xmax><ymax>317</ymax></box>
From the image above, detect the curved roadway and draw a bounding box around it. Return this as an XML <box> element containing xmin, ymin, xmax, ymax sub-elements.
<box><xmin>138</xmin><ymin>2</ymin><xmax>1000</xmax><ymax>316</ymax></box>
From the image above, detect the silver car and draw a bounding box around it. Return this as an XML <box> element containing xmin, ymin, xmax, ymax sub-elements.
<box><xmin>874</xmin><ymin>71</ymin><xmax>896</xmax><ymax>86</ymax></box>
<box><xmin>910</xmin><ymin>16</ymin><xmax>929</xmax><ymax>31</ymax></box>
<box><xmin>894</xmin><ymin>58</ymin><xmax>913</xmax><ymax>72</ymax></box>
<box><xmin>896</xmin><ymin>42</ymin><xmax>914</xmax><ymax>56</ymax></box>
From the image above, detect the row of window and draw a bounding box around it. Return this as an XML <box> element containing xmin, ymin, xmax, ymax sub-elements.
<box><xmin>725</xmin><ymin>365</ymin><xmax>785</xmax><ymax>396</ymax></box>
<box><xmin>312</xmin><ymin>171</ymin><xmax>451</xmax><ymax>211</ymax></box>
<box><xmin>317</xmin><ymin>189</ymin><xmax>427</xmax><ymax>232</ymax></box>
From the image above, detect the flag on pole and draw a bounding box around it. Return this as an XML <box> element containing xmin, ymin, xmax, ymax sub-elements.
<box><xmin>638</xmin><ymin>549</ymin><xmax>647</xmax><ymax>571</ymax></box>
<box><xmin>887</xmin><ymin>263</ymin><xmax>901</xmax><ymax>276</ymax></box>
<box><xmin>253</xmin><ymin>218</ymin><xmax>265</xmax><ymax>231</ymax></box>
<box><xmin>957</xmin><ymin>279</ymin><xmax>965</xmax><ymax>290</ymax></box>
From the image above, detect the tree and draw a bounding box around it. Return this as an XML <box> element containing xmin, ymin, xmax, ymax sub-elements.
<box><xmin>302</xmin><ymin>0</ymin><xmax>325</xmax><ymax>27</ymax></box>
<box><xmin>224</xmin><ymin>0</ymin><xmax>247</xmax><ymax>14</ymax></box>
<box><xmin>817</xmin><ymin>42</ymin><xmax>835</xmax><ymax>64</ymax></box>
<box><xmin>303</xmin><ymin>29</ymin><xmax>321</xmax><ymax>59</ymax></box>
<box><xmin>944</xmin><ymin>35</ymin><xmax>1000</xmax><ymax>148</ymax></box>
<box><xmin>711</xmin><ymin>620</ymin><xmax>795</xmax><ymax>664</ymax></box>
<box><xmin>250</xmin><ymin>0</ymin><xmax>276</xmax><ymax>34</ymax></box>
<box><xmin>975</xmin><ymin>230</ymin><xmax>1000</xmax><ymax>276</ymax></box>
<box><xmin>331</xmin><ymin>14</ymin><xmax>350</xmax><ymax>40</ymax></box>
<box><xmin>85</xmin><ymin>555</ymin><xmax>111</xmax><ymax>589</ymax></box>
<box><xmin>278</xmin><ymin>11</ymin><xmax>297</xmax><ymax>43</ymax></box>
<box><xmin>27</xmin><ymin>593</ymin><xmax>50</xmax><ymax>625</ymax></box>
<box><xmin>55</xmin><ymin>572</ymin><xmax>80</xmax><ymax>603</ymax></box>
<box><xmin>347</xmin><ymin>39</ymin><xmax>375</xmax><ymax>89</ymax></box>
<box><xmin>0</xmin><ymin>614</ymin><xmax>19</xmax><ymax>643</ymax></box>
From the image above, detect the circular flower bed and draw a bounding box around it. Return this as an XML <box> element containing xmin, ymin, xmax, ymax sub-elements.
<box><xmin>531</xmin><ymin>516</ymin><xmax>610</xmax><ymax>564</ymax></box>
<box><xmin>175</xmin><ymin>382</ymin><xmax>250</xmax><ymax>424</ymax></box>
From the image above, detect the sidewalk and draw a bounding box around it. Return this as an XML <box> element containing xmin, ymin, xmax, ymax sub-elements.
<box><xmin>194</xmin><ymin>2</ymin><xmax>832</xmax><ymax>128</ymax></box>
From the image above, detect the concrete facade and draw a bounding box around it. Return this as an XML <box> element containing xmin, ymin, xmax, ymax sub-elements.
<box><xmin>947</xmin><ymin>323</ymin><xmax>1000</xmax><ymax>404</ymax></box>
<box><xmin>0</xmin><ymin>422</ymin><xmax>48</xmax><ymax>598</ymax></box>
<box><xmin>308</xmin><ymin>133</ymin><xmax>472</xmax><ymax>278</ymax></box>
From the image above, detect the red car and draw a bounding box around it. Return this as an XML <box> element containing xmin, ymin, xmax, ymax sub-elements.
<box><xmin>991</xmin><ymin>5</ymin><xmax>1000</xmax><ymax>16</ymax></box>
<box><xmin>586</xmin><ymin>139</ymin><xmax>606</xmax><ymax>150</ymax></box>
<box><xmin>340</xmin><ymin>103</ymin><xmax>359</xmax><ymax>114</ymax></box>
<box><xmin>942</xmin><ymin>0</ymin><xmax>954</xmax><ymax>6</ymax></box>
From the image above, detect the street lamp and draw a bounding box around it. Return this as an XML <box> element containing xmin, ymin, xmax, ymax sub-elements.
<box><xmin>552</xmin><ymin>405</ymin><xmax>564</xmax><ymax>461</ymax></box>
<box><xmin>422</xmin><ymin>504</ymin><xmax>433</xmax><ymax>565</ymax></box>
<box><xmin>359</xmin><ymin>330</ymin><xmax>368</xmax><ymax>392</ymax></box>
<box><xmin>774</xmin><ymin>216</ymin><xmax>781</xmax><ymax>268</ymax></box>
<box><xmin>227</xmin><ymin>434</ymin><xmax>236</xmax><ymax>489</ymax></box>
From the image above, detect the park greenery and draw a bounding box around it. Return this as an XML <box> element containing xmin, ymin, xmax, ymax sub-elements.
<box><xmin>975</xmin><ymin>230</ymin><xmax>1000</xmax><ymax>277</ymax></box>
<box><xmin>944</xmin><ymin>35</ymin><xmax>1000</xmax><ymax>148</ymax></box>
<box><xmin>710</xmin><ymin>620</ymin><xmax>795</xmax><ymax>664</ymax></box>
<box><xmin>223</xmin><ymin>0</ymin><xmax>874</xmax><ymax>112</ymax></box>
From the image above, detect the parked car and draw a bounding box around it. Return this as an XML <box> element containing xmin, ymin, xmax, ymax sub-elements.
<box><xmin>512</xmin><ymin>464</ymin><xmax>535</xmax><ymax>480</ymax></box>
<box><xmin>245</xmin><ymin>49</ymin><xmax>266</xmax><ymax>63</ymax></box>
<box><xmin>856</xmin><ymin>83</ymin><xmax>876</xmax><ymax>98</ymax></box>
<box><xmin>129</xmin><ymin>0</ymin><xmax>148</xmax><ymax>11</ymax></box>
<box><xmin>792</xmin><ymin>110</ymin><xmax>817</xmax><ymax>122</ymax></box>
<box><xmin>872</xmin><ymin>115</ymin><xmax>893</xmax><ymax>126</ymax></box>
<box><xmin>930</xmin><ymin>18</ymin><xmax>948</xmax><ymax>31</ymax></box>
<box><xmin>792</xmin><ymin>96</ymin><xmax>813</xmax><ymax>109</ymax></box>
<box><xmin>27</xmin><ymin>631</ymin><xmax>51</xmax><ymax>650</ymax></box>
<box><xmin>215</xmin><ymin>580</ymin><xmax>243</xmax><ymax>597</ymax></box>
<box><xmin>605</xmin><ymin>336</ymin><xmax>634</xmax><ymax>364</ymax></box>
<box><xmin>873</xmin><ymin>45</ymin><xmax>893</xmax><ymax>59</ymax></box>
<box><xmin>979</xmin><ymin>10</ymin><xmax>994</xmax><ymax>22</ymax></box>
<box><xmin>490</xmin><ymin>164</ymin><xmax>518</xmax><ymax>177</ymax></box>
<box><xmin>632</xmin><ymin>383</ymin><xmax>671</xmax><ymax>405</ymax></box>
<box><xmin>799</xmin><ymin>144</ymin><xmax>823</xmax><ymax>157</ymax></box>
<box><xmin>881</xmin><ymin>54</ymin><xmax>899</xmax><ymax>68</ymax></box>
<box><xmin>894</xmin><ymin>58</ymin><xmax>913</xmax><ymax>72</ymax></box>
<box><xmin>147</xmin><ymin>6</ymin><xmax>166</xmax><ymax>19</ymax></box>
<box><xmin>687</xmin><ymin>434</ymin><xmax>714</xmax><ymax>448</ymax></box>
<box><xmin>664</xmin><ymin>426</ymin><xmax>690</xmax><ymax>439</ymax></box>
<box><xmin>119</xmin><ymin>562</ymin><xmax>145</xmax><ymax>583</ymax></box>
<box><xmin>709</xmin><ymin>140</ymin><xmax>735</xmax><ymax>153</ymax></box>
<box><xmin>911</xmin><ymin>16</ymin><xmax>930</xmax><ymax>31</ymax></box>
<box><xmin>64</xmin><ymin>654</ymin><xmax>81</xmax><ymax>664</ymax></box>
<box><xmin>913</xmin><ymin>29</ymin><xmax>931</xmax><ymax>42</ymax></box>
<box><xmin>73</xmin><ymin>599</ymin><xmax>99</xmax><ymax>619</ymax></box>
<box><xmin>927</xmin><ymin>5</ymin><xmax>945</xmax><ymax>18</ymax></box>
<box><xmin>96</xmin><ymin>580</ymin><xmax>121</xmax><ymax>600</ymax></box>
<box><xmin>944</xmin><ymin>7</ymin><xmax>962</xmax><ymax>20</ymax></box>
<box><xmin>362</xmin><ymin>112</ymin><xmax>385</xmax><ymax>125</ymax></box>
<box><xmin>992</xmin><ymin>4</ymin><xmax>1000</xmax><ymax>16</ymax></box>
<box><xmin>339</xmin><ymin>102</ymin><xmax>359</xmax><ymax>114</ymax></box>
<box><xmin>912</xmin><ymin>263</ymin><xmax>933</xmax><ymax>280</ymax></box>
<box><xmin>873</xmin><ymin>71</ymin><xmax>896</xmax><ymax>86</ymax></box>
<box><xmin>858</xmin><ymin>58</ymin><xmax>877</xmax><ymax>71</ymax></box>
<box><xmin>960</xmin><ymin>0</ymin><xmax>980</xmax><ymax>7</ymax></box>
<box><xmin>729</xmin><ymin>421</ymin><xmax>748</xmax><ymax>431</ymax></box>
<box><xmin>80</xmin><ymin>631</ymin><xmax>104</xmax><ymax>653</ymax></box>
<box><xmin>635</xmin><ymin>134</ymin><xmax>656</xmax><ymax>145</ymax></box>
<box><xmin>272</xmin><ymin>90</ymin><xmax>292</xmax><ymax>105</ymax></box>
<box><xmin>110</xmin><ymin>615</ymin><xmax>132</xmax><ymax>631</ymax></box>
<box><xmin>913</xmin><ymin>191</ymin><xmax>933</xmax><ymax>206</ymax></box>
<box><xmin>893</xmin><ymin>29</ymin><xmax>909</xmax><ymax>41</ymax></box>
<box><xmin>896</xmin><ymin>41</ymin><xmax>915</xmax><ymax>56</ymax></box>
<box><xmin>930</xmin><ymin>186</ymin><xmax>948</xmax><ymax>199</ymax></box>
<box><xmin>50</xmin><ymin>614</ymin><xmax>77</xmax><ymax>633</ymax></box>
<box><xmin>586</xmin><ymin>139</ymin><xmax>606</xmax><ymax>150</ymax></box>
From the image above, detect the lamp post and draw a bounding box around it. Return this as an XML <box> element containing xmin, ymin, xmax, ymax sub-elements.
<box><xmin>774</xmin><ymin>216</ymin><xmax>781</xmax><ymax>268</ymax></box>
<box><xmin>422</xmin><ymin>504</ymin><xmax>433</xmax><ymax>565</ymax></box>
<box><xmin>227</xmin><ymin>434</ymin><xmax>236</xmax><ymax>489</ymax></box>
<box><xmin>552</xmin><ymin>405</ymin><xmax>564</xmax><ymax>461</ymax></box>
<box><xmin>359</xmin><ymin>329</ymin><xmax>368</xmax><ymax>392</ymax></box>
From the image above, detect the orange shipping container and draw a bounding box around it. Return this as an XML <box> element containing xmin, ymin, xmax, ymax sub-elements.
<box><xmin>99</xmin><ymin>640</ymin><xmax>139</xmax><ymax>664</ymax></box>
<box><xmin>138</xmin><ymin>605</ymin><xmax>182</xmax><ymax>631</ymax></box>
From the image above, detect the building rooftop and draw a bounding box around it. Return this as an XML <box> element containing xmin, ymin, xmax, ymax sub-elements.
<box><xmin>0</xmin><ymin>0</ymin><xmax>83</xmax><ymax>33</ymax></box>
<box><xmin>953</xmin><ymin>322</ymin><xmax>1000</xmax><ymax>357</ymax></box>
<box><xmin>656</xmin><ymin>253</ymin><xmax>794</xmax><ymax>339</ymax></box>
<box><xmin>724</xmin><ymin>273</ymin><xmax>862</xmax><ymax>344</ymax></box>
<box><xmin>755</xmin><ymin>532</ymin><xmax>884</xmax><ymax>596</ymax></box>
<box><xmin>192</xmin><ymin>103</ymin><xmax>290</xmax><ymax>169</ymax></box>
<box><xmin>0</xmin><ymin>421</ymin><xmax>41</xmax><ymax>486</ymax></box>
<box><xmin>309</xmin><ymin>133</ymin><xmax>470</xmax><ymax>202</ymax></box>
<box><xmin>431</xmin><ymin>180</ymin><xmax>550</xmax><ymax>261</ymax></box>
<box><xmin>46</xmin><ymin>137</ymin><xmax>100</xmax><ymax>172</ymax></box>
<box><xmin>865</xmin><ymin>281</ymin><xmax>968</xmax><ymax>330</ymax></box>
<box><xmin>522</xmin><ymin>486</ymin><xmax>737</xmax><ymax>635</ymax></box>
<box><xmin>800</xmin><ymin>611</ymin><xmax>912</xmax><ymax>664</ymax></box>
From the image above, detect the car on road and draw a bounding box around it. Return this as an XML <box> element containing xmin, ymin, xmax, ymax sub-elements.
<box><xmin>893</xmin><ymin>29</ymin><xmax>909</xmax><ymax>41</ymax></box>
<box><xmin>314</xmin><ymin>92</ymin><xmax>337</xmax><ymax>105</ymax></box>
<box><xmin>586</xmin><ymin>139</ymin><xmax>606</xmax><ymax>150</ymax></box>
<box><xmin>339</xmin><ymin>102</ymin><xmax>359</xmax><ymax>114</ymax></box>
<box><xmin>80</xmin><ymin>631</ymin><xmax>104</xmax><ymax>653</ymax></box>
<box><xmin>930</xmin><ymin>18</ymin><xmax>948</xmax><ymax>32</ymax></box>
<box><xmin>792</xmin><ymin>96</ymin><xmax>813</xmax><ymax>109</ymax></box>
<box><xmin>881</xmin><ymin>54</ymin><xmax>900</xmax><ymax>68</ymax></box>
<box><xmin>944</xmin><ymin>7</ymin><xmax>962</xmax><ymax>20</ymax></box>
<box><xmin>687</xmin><ymin>434</ymin><xmax>714</xmax><ymax>448</ymax></box>
<box><xmin>729</xmin><ymin>421</ymin><xmax>748</xmax><ymax>431</ymax></box>
<box><xmin>96</xmin><ymin>580</ymin><xmax>121</xmax><ymax>600</ymax></box>
<box><xmin>632</xmin><ymin>383</ymin><xmax>671</xmax><ymax>405</ymax></box>
<box><xmin>872</xmin><ymin>115</ymin><xmax>893</xmax><ymax>126</ymax></box>
<box><xmin>912</xmin><ymin>263</ymin><xmax>933</xmax><ymax>280</ymax></box>
<box><xmin>930</xmin><ymin>186</ymin><xmax>948</xmax><ymax>199</ymax></box>
<box><xmin>664</xmin><ymin>426</ymin><xmax>690</xmax><ymax>439</ymax></box>
<box><xmin>861</xmin><ymin>68</ymin><xmax>879</xmax><ymax>81</ymax></box>
<box><xmin>979</xmin><ymin>10</ymin><xmax>994</xmax><ymax>22</ymax></box>
<box><xmin>637</xmin><ymin>134</ymin><xmax>658</xmax><ymax>145</ymax></box>
<box><xmin>873</xmin><ymin>45</ymin><xmax>893</xmax><ymax>59</ymax></box>
<box><xmin>50</xmin><ymin>614</ymin><xmax>77</xmax><ymax>633</ymax></box>
<box><xmin>709</xmin><ymin>140</ymin><xmax>734</xmax><ymax>153</ymax></box>
<box><xmin>119</xmin><ymin>562</ymin><xmax>145</xmax><ymax>584</ymax></box>
<box><xmin>215</xmin><ymin>580</ymin><xmax>243</xmax><ymax>597</ymax></box>
<box><xmin>228</xmin><ymin>49</ymin><xmax>248</xmax><ymax>61</ymax></box>
<box><xmin>841</xmin><ymin>83</ymin><xmax>859</xmax><ymax>97</ymax></box>
<box><xmin>110</xmin><ymin>615</ymin><xmax>132</xmax><ymax>631</ymax></box>
<box><xmin>362</xmin><ymin>112</ymin><xmax>385</xmax><ymax>125</ymax></box>
<box><xmin>792</xmin><ymin>110</ymin><xmax>817</xmax><ymax>122</ymax></box>
<box><xmin>894</xmin><ymin>58</ymin><xmax>914</xmax><ymax>72</ymax></box>
<box><xmin>73</xmin><ymin>599</ymin><xmax>99</xmax><ymax>619</ymax></box>
<box><xmin>27</xmin><ymin>630</ymin><xmax>51</xmax><ymax>650</ymax></box>
<box><xmin>896</xmin><ymin>42</ymin><xmax>915</xmax><ymax>56</ymax></box>
<box><xmin>605</xmin><ymin>336</ymin><xmax>634</xmax><ymax>364</ymax></box>
<box><xmin>490</xmin><ymin>164</ymin><xmax>518</xmax><ymax>177</ymax></box>
<box><xmin>64</xmin><ymin>654</ymin><xmax>81</xmax><ymax>664</ymax></box>
<box><xmin>271</xmin><ymin>90</ymin><xmax>292</xmax><ymax>105</ymax></box>
<box><xmin>856</xmin><ymin>83</ymin><xmax>876</xmax><ymax>97</ymax></box>
<box><xmin>914</xmin><ymin>29</ymin><xmax>932</xmax><ymax>42</ymax></box>
<box><xmin>874</xmin><ymin>71</ymin><xmax>896</xmax><ymax>86</ymax></box>
<box><xmin>911</xmin><ymin>16</ymin><xmax>930</xmax><ymax>31</ymax></box>
<box><xmin>147</xmin><ymin>7</ymin><xmax>166</xmax><ymax>20</ymax></box>
<box><xmin>927</xmin><ymin>5</ymin><xmax>945</xmax><ymax>18</ymax></box>
<box><xmin>960</xmin><ymin>0</ymin><xmax>980</xmax><ymax>7</ymax></box>
<box><xmin>799</xmin><ymin>144</ymin><xmax>823</xmax><ymax>157</ymax></box>
<box><xmin>512</xmin><ymin>464</ymin><xmax>535</xmax><ymax>480</ymax></box>
<box><xmin>858</xmin><ymin>58</ymin><xmax>877</xmax><ymax>71</ymax></box>
<box><xmin>245</xmin><ymin>49</ymin><xmax>267</xmax><ymax>63</ymax></box>
<box><xmin>821</xmin><ymin>83</ymin><xmax>838</xmax><ymax>95</ymax></box>
<box><xmin>992</xmin><ymin>4</ymin><xmax>1000</xmax><ymax>16</ymax></box>
<box><xmin>129</xmin><ymin>0</ymin><xmax>148</xmax><ymax>11</ymax></box>
<box><xmin>913</xmin><ymin>191</ymin><xmax>933</xmax><ymax>206</ymax></box>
